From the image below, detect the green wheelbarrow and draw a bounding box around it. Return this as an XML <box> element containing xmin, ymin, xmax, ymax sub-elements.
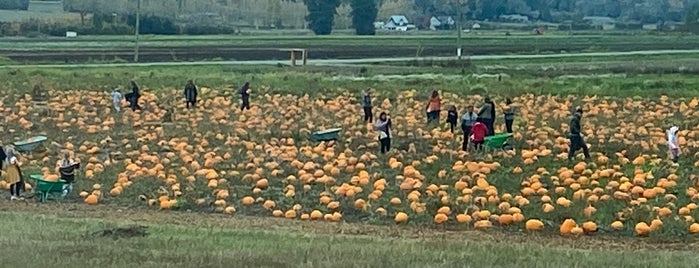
<box><xmin>29</xmin><ymin>174</ymin><xmax>67</xmax><ymax>203</ymax></box>
<box><xmin>483</xmin><ymin>133</ymin><xmax>515</xmax><ymax>152</ymax></box>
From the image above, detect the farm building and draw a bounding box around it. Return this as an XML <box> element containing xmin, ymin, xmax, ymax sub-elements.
<box><xmin>429</xmin><ymin>16</ymin><xmax>455</xmax><ymax>30</ymax></box>
<box><xmin>383</xmin><ymin>15</ymin><xmax>415</xmax><ymax>31</ymax></box>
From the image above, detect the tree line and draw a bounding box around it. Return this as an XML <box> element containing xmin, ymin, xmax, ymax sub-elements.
<box><xmin>3</xmin><ymin>0</ymin><xmax>699</xmax><ymax>35</ymax></box>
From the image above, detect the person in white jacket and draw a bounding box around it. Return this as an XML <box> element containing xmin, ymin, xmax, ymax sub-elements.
<box><xmin>111</xmin><ymin>88</ymin><xmax>122</xmax><ymax>112</ymax></box>
<box><xmin>374</xmin><ymin>112</ymin><xmax>392</xmax><ymax>154</ymax></box>
<box><xmin>667</xmin><ymin>126</ymin><xmax>680</xmax><ymax>163</ymax></box>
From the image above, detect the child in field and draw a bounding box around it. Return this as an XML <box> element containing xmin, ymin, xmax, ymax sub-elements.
<box><xmin>470</xmin><ymin>121</ymin><xmax>487</xmax><ymax>151</ymax></box>
<box><xmin>461</xmin><ymin>105</ymin><xmax>478</xmax><ymax>151</ymax></box>
<box><xmin>446</xmin><ymin>105</ymin><xmax>458</xmax><ymax>133</ymax></box>
<box><xmin>57</xmin><ymin>151</ymin><xmax>79</xmax><ymax>197</ymax></box>
<box><xmin>111</xmin><ymin>88</ymin><xmax>122</xmax><ymax>112</ymax></box>
<box><xmin>667</xmin><ymin>126</ymin><xmax>680</xmax><ymax>163</ymax></box>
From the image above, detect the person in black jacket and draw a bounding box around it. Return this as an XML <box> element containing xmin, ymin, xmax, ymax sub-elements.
<box><xmin>446</xmin><ymin>105</ymin><xmax>458</xmax><ymax>133</ymax></box>
<box><xmin>568</xmin><ymin>108</ymin><xmax>590</xmax><ymax>161</ymax></box>
<box><xmin>362</xmin><ymin>91</ymin><xmax>373</xmax><ymax>123</ymax></box>
<box><xmin>184</xmin><ymin>80</ymin><xmax>198</xmax><ymax>109</ymax></box>
<box><xmin>0</xmin><ymin>145</ymin><xmax>6</xmax><ymax>169</ymax></box>
<box><xmin>240</xmin><ymin>82</ymin><xmax>251</xmax><ymax>111</ymax></box>
<box><xmin>125</xmin><ymin>81</ymin><xmax>142</xmax><ymax>111</ymax></box>
<box><xmin>487</xmin><ymin>96</ymin><xmax>496</xmax><ymax>133</ymax></box>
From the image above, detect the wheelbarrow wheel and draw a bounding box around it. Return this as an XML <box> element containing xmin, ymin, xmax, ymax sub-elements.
<box><xmin>502</xmin><ymin>142</ymin><xmax>514</xmax><ymax>151</ymax></box>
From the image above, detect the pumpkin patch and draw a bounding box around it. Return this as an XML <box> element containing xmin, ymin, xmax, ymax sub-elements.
<box><xmin>3</xmin><ymin>87</ymin><xmax>699</xmax><ymax>239</ymax></box>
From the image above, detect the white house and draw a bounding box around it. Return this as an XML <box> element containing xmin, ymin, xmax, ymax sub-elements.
<box><xmin>429</xmin><ymin>16</ymin><xmax>455</xmax><ymax>30</ymax></box>
<box><xmin>384</xmin><ymin>15</ymin><xmax>415</xmax><ymax>31</ymax></box>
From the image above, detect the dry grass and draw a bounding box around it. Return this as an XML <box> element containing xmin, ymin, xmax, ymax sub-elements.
<box><xmin>0</xmin><ymin>204</ymin><xmax>697</xmax><ymax>268</ymax></box>
<box><xmin>0</xmin><ymin>10</ymin><xmax>81</xmax><ymax>23</ymax></box>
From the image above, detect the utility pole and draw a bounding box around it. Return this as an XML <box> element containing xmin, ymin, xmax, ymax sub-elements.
<box><xmin>134</xmin><ymin>0</ymin><xmax>141</xmax><ymax>62</ymax></box>
<box><xmin>457</xmin><ymin>6</ymin><xmax>462</xmax><ymax>59</ymax></box>
<box><xmin>455</xmin><ymin>0</ymin><xmax>463</xmax><ymax>60</ymax></box>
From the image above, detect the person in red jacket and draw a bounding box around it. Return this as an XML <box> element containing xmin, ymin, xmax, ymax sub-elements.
<box><xmin>470</xmin><ymin>121</ymin><xmax>487</xmax><ymax>151</ymax></box>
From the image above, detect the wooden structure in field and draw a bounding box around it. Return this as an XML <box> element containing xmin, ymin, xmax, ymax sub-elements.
<box><xmin>280</xmin><ymin>48</ymin><xmax>308</xmax><ymax>66</ymax></box>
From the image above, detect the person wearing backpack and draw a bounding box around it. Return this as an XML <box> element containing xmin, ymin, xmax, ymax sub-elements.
<box><xmin>460</xmin><ymin>105</ymin><xmax>478</xmax><ymax>151</ymax></box>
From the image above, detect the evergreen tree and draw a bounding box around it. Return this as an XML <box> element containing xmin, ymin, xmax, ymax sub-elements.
<box><xmin>350</xmin><ymin>0</ymin><xmax>378</xmax><ymax>35</ymax></box>
<box><xmin>303</xmin><ymin>0</ymin><xmax>341</xmax><ymax>35</ymax></box>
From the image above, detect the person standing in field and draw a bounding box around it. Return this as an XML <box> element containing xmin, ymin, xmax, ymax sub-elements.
<box><xmin>240</xmin><ymin>82</ymin><xmax>251</xmax><ymax>111</ymax></box>
<box><xmin>111</xmin><ymin>88</ymin><xmax>122</xmax><ymax>113</ymax></box>
<box><xmin>461</xmin><ymin>105</ymin><xmax>478</xmax><ymax>151</ymax></box>
<box><xmin>486</xmin><ymin>96</ymin><xmax>496</xmax><ymax>132</ymax></box>
<box><xmin>478</xmin><ymin>96</ymin><xmax>495</xmax><ymax>136</ymax></box>
<box><xmin>667</xmin><ymin>126</ymin><xmax>680</xmax><ymax>163</ymax></box>
<box><xmin>184</xmin><ymin>80</ymin><xmax>198</xmax><ymax>109</ymax></box>
<box><xmin>362</xmin><ymin>90</ymin><xmax>373</xmax><ymax>123</ymax></box>
<box><xmin>426</xmin><ymin>90</ymin><xmax>441</xmax><ymax>123</ymax></box>
<box><xmin>503</xmin><ymin>98</ymin><xmax>515</xmax><ymax>133</ymax></box>
<box><xmin>446</xmin><ymin>105</ymin><xmax>458</xmax><ymax>133</ymax></box>
<box><xmin>3</xmin><ymin>146</ymin><xmax>24</xmax><ymax>201</ymax></box>
<box><xmin>568</xmin><ymin>108</ymin><xmax>590</xmax><ymax>161</ymax></box>
<box><xmin>375</xmin><ymin>112</ymin><xmax>392</xmax><ymax>154</ymax></box>
<box><xmin>125</xmin><ymin>81</ymin><xmax>142</xmax><ymax>111</ymax></box>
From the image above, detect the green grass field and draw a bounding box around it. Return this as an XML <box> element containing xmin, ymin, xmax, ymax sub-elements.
<box><xmin>3</xmin><ymin>54</ymin><xmax>699</xmax><ymax>97</ymax></box>
<box><xmin>2</xmin><ymin>204</ymin><xmax>697</xmax><ymax>268</ymax></box>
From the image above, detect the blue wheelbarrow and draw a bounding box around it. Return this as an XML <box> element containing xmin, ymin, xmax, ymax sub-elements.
<box><xmin>14</xmin><ymin>136</ymin><xmax>48</xmax><ymax>153</ymax></box>
<box><xmin>312</xmin><ymin>128</ymin><xmax>342</xmax><ymax>142</ymax></box>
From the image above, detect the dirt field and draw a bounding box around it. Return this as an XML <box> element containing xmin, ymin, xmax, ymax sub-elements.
<box><xmin>3</xmin><ymin>39</ymin><xmax>699</xmax><ymax>63</ymax></box>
